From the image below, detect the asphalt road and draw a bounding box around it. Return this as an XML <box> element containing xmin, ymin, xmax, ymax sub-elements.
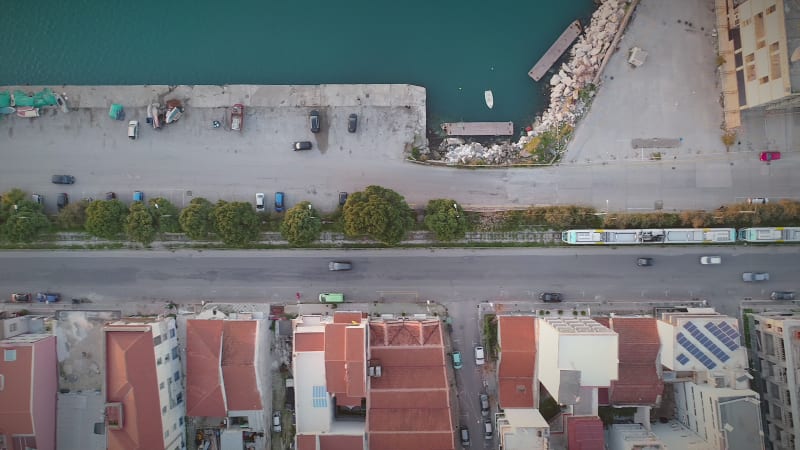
<box><xmin>2</xmin><ymin>248</ymin><xmax>797</xmax><ymax>317</ymax></box>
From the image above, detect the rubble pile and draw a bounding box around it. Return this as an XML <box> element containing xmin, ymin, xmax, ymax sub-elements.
<box><xmin>443</xmin><ymin>141</ymin><xmax>519</xmax><ymax>165</ymax></box>
<box><xmin>532</xmin><ymin>0</ymin><xmax>627</xmax><ymax>134</ymax></box>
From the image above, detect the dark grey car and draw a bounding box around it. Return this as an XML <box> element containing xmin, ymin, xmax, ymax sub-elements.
<box><xmin>771</xmin><ymin>291</ymin><xmax>795</xmax><ymax>300</ymax></box>
<box><xmin>348</xmin><ymin>113</ymin><xmax>358</xmax><ymax>133</ymax></box>
<box><xmin>51</xmin><ymin>174</ymin><xmax>75</xmax><ymax>184</ymax></box>
<box><xmin>539</xmin><ymin>292</ymin><xmax>563</xmax><ymax>303</ymax></box>
<box><xmin>57</xmin><ymin>193</ymin><xmax>69</xmax><ymax>210</ymax></box>
<box><xmin>310</xmin><ymin>110</ymin><xmax>320</xmax><ymax>133</ymax></box>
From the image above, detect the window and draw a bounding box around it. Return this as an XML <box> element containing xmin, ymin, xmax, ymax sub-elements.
<box><xmin>9</xmin><ymin>323</ymin><xmax>17</xmax><ymax>333</ymax></box>
<box><xmin>164</xmin><ymin>354</ymin><xmax>170</xmax><ymax>362</ymax></box>
<box><xmin>172</xmin><ymin>346</ymin><xmax>179</xmax><ymax>360</ymax></box>
<box><xmin>176</xmin><ymin>392</ymin><xmax>183</xmax><ymax>404</ymax></box>
<box><xmin>153</xmin><ymin>335</ymin><xmax>162</xmax><ymax>346</ymax></box>
<box><xmin>161</xmin><ymin>333</ymin><xmax>167</xmax><ymax>343</ymax></box>
<box><xmin>173</xmin><ymin>422</ymin><xmax>177</xmax><ymax>431</ymax></box>
<box><xmin>4</xmin><ymin>350</ymin><xmax>16</xmax><ymax>362</ymax></box>
<box><xmin>174</xmin><ymin>371</ymin><xmax>180</xmax><ymax>382</ymax></box>
<box><xmin>160</xmin><ymin>381</ymin><xmax>165</xmax><ymax>390</ymax></box>
<box><xmin>179</xmin><ymin>417</ymin><xmax>184</xmax><ymax>426</ymax></box>
<box><xmin>164</xmin><ymin>430</ymin><xmax>169</xmax><ymax>438</ymax></box>
<box><xmin>767</xmin><ymin>4</ymin><xmax>776</xmax><ymax>14</ymax></box>
<box><xmin>162</xmin><ymin>406</ymin><xmax>167</xmax><ymax>414</ymax></box>
<box><xmin>157</xmin><ymin>357</ymin><xmax>163</xmax><ymax>366</ymax></box>
<box><xmin>169</xmin><ymin>329</ymin><xmax>176</xmax><ymax>338</ymax></box>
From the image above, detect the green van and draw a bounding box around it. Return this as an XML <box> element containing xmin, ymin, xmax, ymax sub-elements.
<box><xmin>319</xmin><ymin>293</ymin><xmax>344</xmax><ymax>303</ymax></box>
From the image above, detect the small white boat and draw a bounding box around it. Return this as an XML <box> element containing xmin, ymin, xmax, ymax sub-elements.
<box><xmin>55</xmin><ymin>93</ymin><xmax>69</xmax><ymax>113</ymax></box>
<box><xmin>484</xmin><ymin>90</ymin><xmax>494</xmax><ymax>109</ymax></box>
<box><xmin>16</xmin><ymin>106</ymin><xmax>40</xmax><ymax>118</ymax></box>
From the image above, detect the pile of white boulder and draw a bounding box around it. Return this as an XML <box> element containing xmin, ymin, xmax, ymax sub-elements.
<box><xmin>443</xmin><ymin>141</ymin><xmax>519</xmax><ymax>165</ymax></box>
<box><xmin>531</xmin><ymin>0</ymin><xmax>628</xmax><ymax>134</ymax></box>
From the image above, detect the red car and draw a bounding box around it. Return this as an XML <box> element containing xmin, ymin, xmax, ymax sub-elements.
<box><xmin>760</xmin><ymin>151</ymin><xmax>781</xmax><ymax>161</ymax></box>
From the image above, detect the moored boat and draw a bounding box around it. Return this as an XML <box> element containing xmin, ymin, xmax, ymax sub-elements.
<box><xmin>16</xmin><ymin>106</ymin><xmax>40</xmax><ymax>118</ymax></box>
<box><xmin>230</xmin><ymin>103</ymin><xmax>244</xmax><ymax>131</ymax></box>
<box><xmin>484</xmin><ymin>90</ymin><xmax>494</xmax><ymax>109</ymax></box>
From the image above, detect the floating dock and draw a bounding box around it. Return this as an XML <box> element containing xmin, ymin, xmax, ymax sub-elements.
<box><xmin>441</xmin><ymin>122</ymin><xmax>514</xmax><ymax>136</ymax></box>
<box><xmin>528</xmin><ymin>20</ymin><xmax>583</xmax><ymax>82</ymax></box>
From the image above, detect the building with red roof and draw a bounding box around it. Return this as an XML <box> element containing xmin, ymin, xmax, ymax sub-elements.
<box><xmin>566</xmin><ymin>415</ymin><xmax>604</xmax><ymax>450</ymax></box>
<box><xmin>292</xmin><ymin>313</ymin><xmax>454</xmax><ymax>450</ymax></box>
<box><xmin>497</xmin><ymin>316</ymin><xmax>537</xmax><ymax>409</ymax></box>
<box><xmin>185</xmin><ymin>316</ymin><xmax>267</xmax><ymax>448</ymax></box>
<box><xmin>104</xmin><ymin>317</ymin><xmax>185</xmax><ymax>450</ymax></box>
<box><xmin>594</xmin><ymin>317</ymin><xmax>663</xmax><ymax>406</ymax></box>
<box><xmin>0</xmin><ymin>326</ymin><xmax>57</xmax><ymax>450</ymax></box>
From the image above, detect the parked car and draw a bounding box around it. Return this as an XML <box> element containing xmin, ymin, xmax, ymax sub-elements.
<box><xmin>255</xmin><ymin>193</ymin><xmax>265</xmax><ymax>212</ymax></box>
<box><xmin>293</xmin><ymin>141</ymin><xmax>313</xmax><ymax>151</ymax></box>
<box><xmin>328</xmin><ymin>261</ymin><xmax>352</xmax><ymax>271</ymax></box>
<box><xmin>272</xmin><ymin>412</ymin><xmax>282</xmax><ymax>433</ymax></box>
<box><xmin>539</xmin><ymin>292</ymin><xmax>563</xmax><ymax>303</ymax></box>
<box><xmin>479</xmin><ymin>393</ymin><xmax>490</xmax><ymax>417</ymax></box>
<box><xmin>747</xmin><ymin>197</ymin><xmax>769</xmax><ymax>204</ymax></box>
<box><xmin>637</xmin><ymin>257</ymin><xmax>653</xmax><ymax>267</ymax></box>
<box><xmin>742</xmin><ymin>272</ymin><xmax>769</xmax><ymax>282</ymax></box>
<box><xmin>474</xmin><ymin>346</ymin><xmax>485</xmax><ymax>365</ymax></box>
<box><xmin>32</xmin><ymin>194</ymin><xmax>43</xmax><ymax>205</ymax></box>
<box><xmin>771</xmin><ymin>291</ymin><xmax>795</xmax><ymax>300</ymax></box>
<box><xmin>230</xmin><ymin>104</ymin><xmax>244</xmax><ymax>132</ymax></box>
<box><xmin>57</xmin><ymin>193</ymin><xmax>69</xmax><ymax>210</ymax></box>
<box><xmin>51</xmin><ymin>174</ymin><xmax>75</xmax><ymax>185</ymax></box>
<box><xmin>459</xmin><ymin>426</ymin><xmax>470</xmax><ymax>447</ymax></box>
<box><xmin>11</xmin><ymin>293</ymin><xmax>31</xmax><ymax>303</ymax></box>
<box><xmin>484</xmin><ymin>420</ymin><xmax>493</xmax><ymax>440</ymax></box>
<box><xmin>105</xmin><ymin>192</ymin><xmax>117</xmax><ymax>200</ymax></box>
<box><xmin>759</xmin><ymin>151</ymin><xmax>780</xmax><ymax>162</ymax></box>
<box><xmin>133</xmin><ymin>191</ymin><xmax>144</xmax><ymax>202</ymax></box>
<box><xmin>127</xmin><ymin>120</ymin><xmax>139</xmax><ymax>139</ymax></box>
<box><xmin>700</xmin><ymin>256</ymin><xmax>722</xmax><ymax>265</ymax></box>
<box><xmin>274</xmin><ymin>192</ymin><xmax>285</xmax><ymax>212</ymax></box>
<box><xmin>339</xmin><ymin>191</ymin><xmax>348</xmax><ymax>206</ymax></box>
<box><xmin>348</xmin><ymin>113</ymin><xmax>358</xmax><ymax>133</ymax></box>
<box><xmin>451</xmin><ymin>351</ymin><xmax>463</xmax><ymax>370</ymax></box>
<box><xmin>309</xmin><ymin>110</ymin><xmax>320</xmax><ymax>133</ymax></box>
<box><xmin>36</xmin><ymin>292</ymin><xmax>61</xmax><ymax>303</ymax></box>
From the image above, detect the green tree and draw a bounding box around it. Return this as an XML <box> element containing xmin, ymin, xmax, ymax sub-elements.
<box><xmin>148</xmin><ymin>197</ymin><xmax>181</xmax><ymax>233</ymax></box>
<box><xmin>281</xmin><ymin>201</ymin><xmax>322</xmax><ymax>245</ymax></box>
<box><xmin>126</xmin><ymin>202</ymin><xmax>157</xmax><ymax>245</ymax></box>
<box><xmin>1</xmin><ymin>188</ymin><xmax>29</xmax><ymax>222</ymax></box>
<box><xmin>343</xmin><ymin>185</ymin><xmax>414</xmax><ymax>245</ymax></box>
<box><xmin>424</xmin><ymin>199</ymin><xmax>467</xmax><ymax>241</ymax></box>
<box><xmin>2</xmin><ymin>200</ymin><xmax>50</xmax><ymax>242</ymax></box>
<box><xmin>213</xmin><ymin>201</ymin><xmax>260</xmax><ymax>246</ymax></box>
<box><xmin>180</xmin><ymin>198</ymin><xmax>215</xmax><ymax>240</ymax></box>
<box><xmin>56</xmin><ymin>200</ymin><xmax>89</xmax><ymax>229</ymax></box>
<box><xmin>85</xmin><ymin>200</ymin><xmax>128</xmax><ymax>239</ymax></box>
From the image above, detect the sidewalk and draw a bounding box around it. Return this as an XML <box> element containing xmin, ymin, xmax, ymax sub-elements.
<box><xmin>41</xmin><ymin>230</ymin><xmax>562</xmax><ymax>249</ymax></box>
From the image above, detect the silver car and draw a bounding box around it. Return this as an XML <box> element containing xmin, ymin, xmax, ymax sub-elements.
<box><xmin>329</xmin><ymin>261</ymin><xmax>352</xmax><ymax>271</ymax></box>
<box><xmin>742</xmin><ymin>272</ymin><xmax>769</xmax><ymax>282</ymax></box>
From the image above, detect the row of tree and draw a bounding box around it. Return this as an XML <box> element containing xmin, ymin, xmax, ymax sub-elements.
<box><xmin>0</xmin><ymin>186</ymin><xmax>469</xmax><ymax>246</ymax></box>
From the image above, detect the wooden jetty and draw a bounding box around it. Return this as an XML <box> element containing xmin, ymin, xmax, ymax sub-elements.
<box><xmin>528</xmin><ymin>20</ymin><xmax>583</xmax><ymax>82</ymax></box>
<box><xmin>441</xmin><ymin>122</ymin><xmax>514</xmax><ymax>136</ymax></box>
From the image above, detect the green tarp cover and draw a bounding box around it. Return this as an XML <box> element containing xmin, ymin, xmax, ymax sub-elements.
<box><xmin>13</xmin><ymin>90</ymin><xmax>34</xmax><ymax>107</ymax></box>
<box><xmin>33</xmin><ymin>88</ymin><xmax>57</xmax><ymax>107</ymax></box>
<box><xmin>0</xmin><ymin>91</ymin><xmax>10</xmax><ymax>108</ymax></box>
<box><xmin>109</xmin><ymin>104</ymin><xmax>124</xmax><ymax>120</ymax></box>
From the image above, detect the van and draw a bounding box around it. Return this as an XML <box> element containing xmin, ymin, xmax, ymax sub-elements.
<box><xmin>319</xmin><ymin>293</ymin><xmax>344</xmax><ymax>303</ymax></box>
<box><xmin>274</xmin><ymin>192</ymin><xmax>285</xmax><ymax>212</ymax></box>
<box><xmin>474</xmin><ymin>346</ymin><xmax>485</xmax><ymax>365</ymax></box>
<box><xmin>128</xmin><ymin>120</ymin><xmax>139</xmax><ymax>139</ymax></box>
<box><xmin>483</xmin><ymin>420</ymin><xmax>493</xmax><ymax>440</ymax></box>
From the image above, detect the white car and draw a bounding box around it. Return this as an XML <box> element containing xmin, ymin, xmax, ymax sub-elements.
<box><xmin>272</xmin><ymin>411</ymin><xmax>281</xmax><ymax>433</ymax></box>
<box><xmin>127</xmin><ymin>120</ymin><xmax>139</xmax><ymax>140</ymax></box>
<box><xmin>700</xmin><ymin>256</ymin><xmax>722</xmax><ymax>265</ymax></box>
<box><xmin>255</xmin><ymin>193</ymin><xmax>265</xmax><ymax>212</ymax></box>
<box><xmin>474</xmin><ymin>346</ymin><xmax>485</xmax><ymax>366</ymax></box>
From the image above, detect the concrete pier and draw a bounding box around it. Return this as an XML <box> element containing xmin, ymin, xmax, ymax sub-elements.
<box><xmin>528</xmin><ymin>20</ymin><xmax>583</xmax><ymax>82</ymax></box>
<box><xmin>441</xmin><ymin>122</ymin><xmax>514</xmax><ymax>136</ymax></box>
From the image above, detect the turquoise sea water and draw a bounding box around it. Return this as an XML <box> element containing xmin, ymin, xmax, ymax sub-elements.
<box><xmin>0</xmin><ymin>0</ymin><xmax>595</xmax><ymax>129</ymax></box>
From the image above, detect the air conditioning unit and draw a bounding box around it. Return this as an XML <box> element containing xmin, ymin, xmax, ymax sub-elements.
<box><xmin>368</xmin><ymin>365</ymin><xmax>382</xmax><ymax>377</ymax></box>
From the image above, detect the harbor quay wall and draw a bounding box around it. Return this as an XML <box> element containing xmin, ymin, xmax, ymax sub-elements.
<box><xmin>1</xmin><ymin>84</ymin><xmax>427</xmax><ymax>110</ymax></box>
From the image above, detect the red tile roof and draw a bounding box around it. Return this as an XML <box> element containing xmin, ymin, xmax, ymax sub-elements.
<box><xmin>334</xmin><ymin>311</ymin><xmax>366</xmax><ymax>324</ymax></box>
<box><xmin>296</xmin><ymin>331</ymin><xmax>325</xmax><ymax>352</ymax></box>
<box><xmin>567</xmin><ymin>416</ymin><xmax>605</xmax><ymax>450</ymax></box>
<box><xmin>105</xmin><ymin>328</ymin><xmax>164</xmax><ymax>450</ymax></box>
<box><xmin>297</xmin><ymin>434</ymin><xmax>317</xmax><ymax>450</ymax></box>
<box><xmin>367</xmin><ymin>320</ymin><xmax>454</xmax><ymax>450</ymax></box>
<box><xmin>186</xmin><ymin>320</ymin><xmax>262</xmax><ymax>417</ymax></box>
<box><xmin>319</xmin><ymin>434</ymin><xmax>365</xmax><ymax>449</ymax></box>
<box><xmin>497</xmin><ymin>316</ymin><xmax>536</xmax><ymax>408</ymax></box>
<box><xmin>0</xmin><ymin>336</ymin><xmax>58</xmax><ymax>450</ymax></box>
<box><xmin>324</xmin><ymin>323</ymin><xmax>366</xmax><ymax>399</ymax></box>
<box><xmin>594</xmin><ymin>317</ymin><xmax>663</xmax><ymax>405</ymax></box>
